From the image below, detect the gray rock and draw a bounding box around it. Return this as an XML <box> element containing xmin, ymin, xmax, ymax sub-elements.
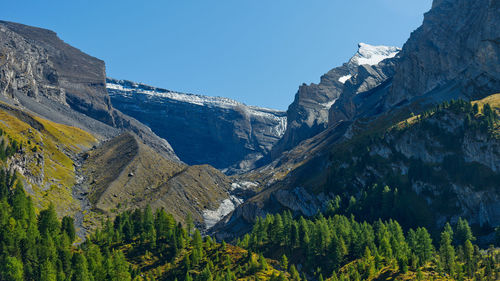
<box><xmin>387</xmin><ymin>0</ymin><xmax>500</xmax><ymax>108</ymax></box>
<box><xmin>272</xmin><ymin>43</ymin><xmax>400</xmax><ymax>158</ymax></box>
<box><xmin>0</xmin><ymin>21</ymin><xmax>179</xmax><ymax>160</ymax></box>
<box><xmin>107</xmin><ymin>78</ymin><xmax>286</xmax><ymax>173</ymax></box>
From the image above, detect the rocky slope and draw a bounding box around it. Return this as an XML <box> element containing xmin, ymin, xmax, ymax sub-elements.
<box><xmin>329</xmin><ymin>0</ymin><xmax>500</xmax><ymax>126</ymax></box>
<box><xmin>107</xmin><ymin>78</ymin><xmax>286</xmax><ymax>173</ymax></box>
<box><xmin>0</xmin><ymin>20</ymin><xmax>178</xmax><ymax>160</ymax></box>
<box><xmin>213</xmin><ymin>0</ymin><xmax>500</xmax><ymax>241</ymax></box>
<box><xmin>82</xmin><ymin>132</ymin><xmax>251</xmax><ymax>228</ymax></box>
<box><xmin>386</xmin><ymin>0</ymin><xmax>500</xmax><ymax>108</ymax></box>
<box><xmin>271</xmin><ymin>43</ymin><xmax>400</xmax><ymax>158</ymax></box>
<box><xmin>0</xmin><ymin>21</ymin><xmax>252</xmax><ymax>231</ymax></box>
<box><xmin>214</xmin><ymin>95</ymin><xmax>500</xmax><ymax>242</ymax></box>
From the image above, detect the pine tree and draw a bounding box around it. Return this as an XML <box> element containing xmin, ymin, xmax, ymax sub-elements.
<box><xmin>281</xmin><ymin>254</ymin><xmax>288</xmax><ymax>270</ymax></box>
<box><xmin>290</xmin><ymin>264</ymin><xmax>300</xmax><ymax>281</ymax></box>
<box><xmin>40</xmin><ymin>259</ymin><xmax>57</xmax><ymax>281</ymax></box>
<box><xmin>439</xmin><ymin>231</ymin><xmax>456</xmax><ymax>275</ymax></box>
<box><xmin>464</xmin><ymin>239</ymin><xmax>474</xmax><ymax>278</ymax></box>
<box><xmin>72</xmin><ymin>252</ymin><xmax>91</xmax><ymax>281</ymax></box>
<box><xmin>62</xmin><ymin>216</ymin><xmax>76</xmax><ymax>242</ymax></box>
<box><xmin>5</xmin><ymin>256</ymin><xmax>24</xmax><ymax>281</ymax></box>
<box><xmin>109</xmin><ymin>251</ymin><xmax>131</xmax><ymax>281</ymax></box>
<box><xmin>38</xmin><ymin>203</ymin><xmax>61</xmax><ymax>236</ymax></box>
<box><xmin>455</xmin><ymin>218</ymin><xmax>475</xmax><ymax>245</ymax></box>
<box><xmin>191</xmin><ymin>229</ymin><xmax>203</xmax><ymax>265</ymax></box>
<box><xmin>412</xmin><ymin>227</ymin><xmax>433</xmax><ymax>266</ymax></box>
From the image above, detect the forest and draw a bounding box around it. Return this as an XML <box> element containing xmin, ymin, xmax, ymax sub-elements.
<box><xmin>0</xmin><ymin>167</ymin><xmax>498</xmax><ymax>280</ymax></box>
<box><xmin>0</xmin><ymin>100</ymin><xmax>498</xmax><ymax>280</ymax></box>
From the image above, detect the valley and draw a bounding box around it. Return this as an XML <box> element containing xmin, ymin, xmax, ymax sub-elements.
<box><xmin>0</xmin><ymin>0</ymin><xmax>499</xmax><ymax>280</ymax></box>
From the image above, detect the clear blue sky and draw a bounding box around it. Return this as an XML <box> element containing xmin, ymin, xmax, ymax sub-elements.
<box><xmin>2</xmin><ymin>0</ymin><xmax>432</xmax><ymax>110</ymax></box>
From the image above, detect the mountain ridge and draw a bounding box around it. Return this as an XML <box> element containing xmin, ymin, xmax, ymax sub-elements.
<box><xmin>107</xmin><ymin>78</ymin><xmax>287</xmax><ymax>173</ymax></box>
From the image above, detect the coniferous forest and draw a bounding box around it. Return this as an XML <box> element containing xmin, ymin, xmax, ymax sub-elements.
<box><xmin>0</xmin><ymin>167</ymin><xmax>498</xmax><ymax>280</ymax></box>
<box><xmin>0</xmin><ymin>98</ymin><xmax>499</xmax><ymax>280</ymax></box>
<box><xmin>1</xmin><ymin>1</ymin><xmax>500</xmax><ymax>277</ymax></box>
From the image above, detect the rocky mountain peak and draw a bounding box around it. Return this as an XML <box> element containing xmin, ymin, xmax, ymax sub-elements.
<box><xmin>348</xmin><ymin>43</ymin><xmax>400</xmax><ymax>68</ymax></box>
<box><xmin>271</xmin><ymin>43</ymin><xmax>400</xmax><ymax>158</ymax></box>
<box><xmin>386</xmin><ymin>0</ymin><xmax>500</xmax><ymax>108</ymax></box>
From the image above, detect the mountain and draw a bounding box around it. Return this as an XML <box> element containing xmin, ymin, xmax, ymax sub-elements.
<box><xmin>82</xmin><ymin>132</ymin><xmax>238</xmax><ymax>227</ymax></box>
<box><xmin>0</xmin><ymin>20</ymin><xmax>178</xmax><ymax>160</ymax></box>
<box><xmin>330</xmin><ymin>0</ymin><xmax>500</xmax><ymax>127</ymax></box>
<box><xmin>213</xmin><ymin>0</ymin><xmax>500</xmax><ymax>242</ymax></box>
<box><xmin>107</xmin><ymin>78</ymin><xmax>286</xmax><ymax>173</ymax></box>
<box><xmin>0</xmin><ymin>21</ymin><xmax>250</xmax><ymax>233</ymax></box>
<box><xmin>271</xmin><ymin>43</ymin><xmax>400</xmax><ymax>158</ymax></box>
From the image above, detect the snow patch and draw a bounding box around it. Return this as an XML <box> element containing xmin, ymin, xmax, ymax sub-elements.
<box><xmin>231</xmin><ymin>181</ymin><xmax>258</xmax><ymax>190</ymax></box>
<box><xmin>338</xmin><ymin>75</ymin><xmax>352</xmax><ymax>84</ymax></box>
<box><xmin>107</xmin><ymin>79</ymin><xmax>287</xmax><ymax>138</ymax></box>
<box><xmin>203</xmin><ymin>181</ymin><xmax>258</xmax><ymax>229</ymax></box>
<box><xmin>349</xmin><ymin>43</ymin><xmax>400</xmax><ymax>66</ymax></box>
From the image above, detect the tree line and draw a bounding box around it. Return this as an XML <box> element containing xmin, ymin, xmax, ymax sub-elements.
<box><xmin>238</xmin><ymin>210</ymin><xmax>499</xmax><ymax>281</ymax></box>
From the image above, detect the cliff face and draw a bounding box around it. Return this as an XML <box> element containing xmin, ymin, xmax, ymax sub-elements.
<box><xmin>0</xmin><ymin>21</ymin><xmax>178</xmax><ymax>160</ymax></box>
<box><xmin>214</xmin><ymin>0</ymin><xmax>500</xmax><ymax>241</ymax></box>
<box><xmin>0</xmin><ymin>21</ymin><xmax>113</xmax><ymax>124</ymax></box>
<box><xmin>272</xmin><ymin>43</ymin><xmax>400</xmax><ymax>157</ymax></box>
<box><xmin>214</xmin><ymin>95</ymin><xmax>500</xmax><ymax>241</ymax></box>
<box><xmin>327</xmin><ymin>0</ymin><xmax>500</xmax><ymax>130</ymax></box>
<box><xmin>328</xmin><ymin>56</ymin><xmax>399</xmax><ymax>126</ymax></box>
<box><xmin>387</xmin><ymin>0</ymin><xmax>500</xmax><ymax>108</ymax></box>
<box><xmin>107</xmin><ymin>79</ymin><xmax>286</xmax><ymax>173</ymax></box>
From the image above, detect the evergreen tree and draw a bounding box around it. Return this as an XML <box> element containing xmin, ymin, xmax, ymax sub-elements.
<box><xmin>40</xmin><ymin>260</ymin><xmax>57</xmax><ymax>281</ymax></box>
<box><xmin>4</xmin><ymin>256</ymin><xmax>24</xmax><ymax>281</ymax></box>
<box><xmin>455</xmin><ymin>218</ymin><xmax>475</xmax><ymax>245</ymax></box>
<box><xmin>62</xmin><ymin>216</ymin><xmax>76</xmax><ymax>242</ymax></box>
<box><xmin>38</xmin><ymin>203</ymin><xmax>60</xmax><ymax>236</ymax></box>
<box><xmin>72</xmin><ymin>252</ymin><xmax>90</xmax><ymax>281</ymax></box>
<box><xmin>281</xmin><ymin>254</ymin><xmax>288</xmax><ymax>270</ymax></box>
<box><xmin>439</xmin><ymin>231</ymin><xmax>456</xmax><ymax>275</ymax></box>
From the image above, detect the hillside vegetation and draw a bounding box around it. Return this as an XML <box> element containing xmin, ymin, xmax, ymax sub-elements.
<box><xmin>0</xmin><ymin>102</ymin><xmax>96</xmax><ymax>216</ymax></box>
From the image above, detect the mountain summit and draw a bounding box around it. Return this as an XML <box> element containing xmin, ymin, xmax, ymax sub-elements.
<box><xmin>271</xmin><ymin>42</ymin><xmax>400</xmax><ymax>158</ymax></box>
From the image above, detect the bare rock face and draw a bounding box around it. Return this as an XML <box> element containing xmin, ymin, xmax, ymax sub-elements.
<box><xmin>0</xmin><ymin>21</ymin><xmax>178</xmax><ymax>160</ymax></box>
<box><xmin>214</xmin><ymin>0</ymin><xmax>500</xmax><ymax>241</ymax></box>
<box><xmin>107</xmin><ymin>79</ymin><xmax>286</xmax><ymax>173</ymax></box>
<box><xmin>0</xmin><ymin>20</ymin><xmax>113</xmax><ymax>124</ymax></box>
<box><xmin>328</xmin><ymin>0</ymin><xmax>500</xmax><ymax>129</ymax></box>
<box><xmin>328</xmin><ymin>56</ymin><xmax>399</xmax><ymax>126</ymax></box>
<box><xmin>387</xmin><ymin>0</ymin><xmax>500</xmax><ymax>108</ymax></box>
<box><xmin>272</xmin><ymin>43</ymin><xmax>400</xmax><ymax>158</ymax></box>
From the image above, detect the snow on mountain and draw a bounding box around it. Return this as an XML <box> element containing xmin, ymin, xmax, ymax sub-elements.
<box><xmin>348</xmin><ymin>43</ymin><xmax>401</xmax><ymax>67</ymax></box>
<box><xmin>107</xmin><ymin>78</ymin><xmax>287</xmax><ymax>172</ymax></box>
<box><xmin>338</xmin><ymin>74</ymin><xmax>352</xmax><ymax>84</ymax></box>
<box><xmin>107</xmin><ymin>79</ymin><xmax>286</xmax><ymax>127</ymax></box>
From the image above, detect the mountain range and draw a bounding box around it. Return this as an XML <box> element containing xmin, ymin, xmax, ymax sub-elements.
<box><xmin>0</xmin><ymin>0</ymin><xmax>499</xmax><ymax>279</ymax></box>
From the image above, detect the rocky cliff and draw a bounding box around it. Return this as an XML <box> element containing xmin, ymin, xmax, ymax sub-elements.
<box><xmin>386</xmin><ymin>0</ymin><xmax>500</xmax><ymax>108</ymax></box>
<box><xmin>0</xmin><ymin>21</ymin><xmax>178</xmax><ymax>160</ymax></box>
<box><xmin>107</xmin><ymin>78</ymin><xmax>286</xmax><ymax>173</ymax></box>
<box><xmin>328</xmin><ymin>0</ymin><xmax>500</xmax><ymax>125</ymax></box>
<box><xmin>214</xmin><ymin>0</ymin><xmax>500</xmax><ymax>241</ymax></box>
<box><xmin>271</xmin><ymin>43</ymin><xmax>400</xmax><ymax>157</ymax></box>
